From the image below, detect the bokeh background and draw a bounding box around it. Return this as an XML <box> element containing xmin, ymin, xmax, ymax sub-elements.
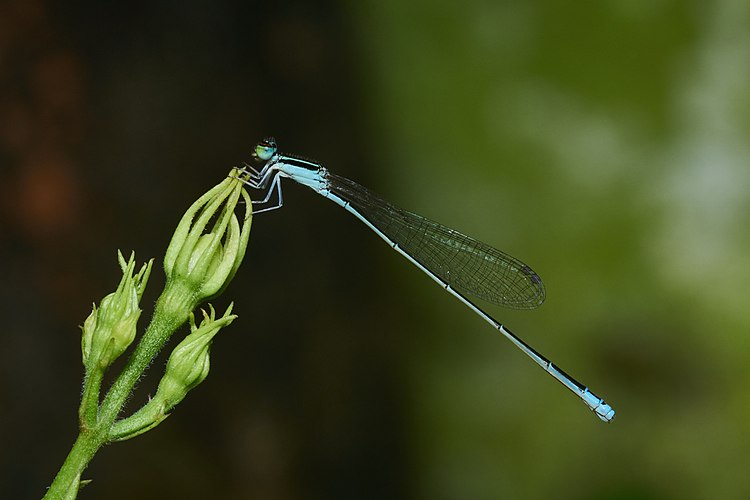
<box><xmin>2</xmin><ymin>1</ymin><xmax>750</xmax><ymax>498</ymax></box>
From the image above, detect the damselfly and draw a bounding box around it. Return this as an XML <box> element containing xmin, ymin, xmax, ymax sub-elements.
<box><xmin>239</xmin><ymin>138</ymin><xmax>614</xmax><ymax>422</ymax></box>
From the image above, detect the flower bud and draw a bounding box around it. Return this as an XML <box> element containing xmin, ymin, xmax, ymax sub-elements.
<box><xmin>81</xmin><ymin>251</ymin><xmax>153</xmax><ymax>369</ymax></box>
<box><xmin>163</xmin><ymin>169</ymin><xmax>251</xmax><ymax>310</ymax></box>
<box><xmin>153</xmin><ymin>304</ymin><xmax>237</xmax><ymax>409</ymax></box>
<box><xmin>108</xmin><ymin>305</ymin><xmax>237</xmax><ymax>442</ymax></box>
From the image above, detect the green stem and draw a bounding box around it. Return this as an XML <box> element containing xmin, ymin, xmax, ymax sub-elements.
<box><xmin>43</xmin><ymin>431</ymin><xmax>105</xmax><ymax>500</ymax></box>
<box><xmin>44</xmin><ymin>283</ymin><xmax>196</xmax><ymax>499</ymax></box>
<box><xmin>98</xmin><ymin>284</ymin><xmax>193</xmax><ymax>424</ymax></box>
<box><xmin>79</xmin><ymin>367</ymin><xmax>103</xmax><ymax>430</ymax></box>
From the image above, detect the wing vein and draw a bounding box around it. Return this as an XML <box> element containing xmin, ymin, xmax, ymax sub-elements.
<box><xmin>327</xmin><ymin>173</ymin><xmax>545</xmax><ymax>309</ymax></box>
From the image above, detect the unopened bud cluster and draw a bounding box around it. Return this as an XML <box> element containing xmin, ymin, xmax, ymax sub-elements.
<box><xmin>81</xmin><ymin>251</ymin><xmax>153</xmax><ymax>371</ymax></box>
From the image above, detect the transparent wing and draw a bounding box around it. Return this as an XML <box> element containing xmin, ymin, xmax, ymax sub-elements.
<box><xmin>327</xmin><ymin>173</ymin><xmax>545</xmax><ymax>309</ymax></box>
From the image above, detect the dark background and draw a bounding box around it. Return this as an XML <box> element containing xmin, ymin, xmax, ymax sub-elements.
<box><xmin>2</xmin><ymin>1</ymin><xmax>750</xmax><ymax>499</ymax></box>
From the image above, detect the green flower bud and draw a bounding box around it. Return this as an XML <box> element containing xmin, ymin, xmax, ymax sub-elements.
<box><xmin>110</xmin><ymin>303</ymin><xmax>235</xmax><ymax>442</ymax></box>
<box><xmin>153</xmin><ymin>304</ymin><xmax>237</xmax><ymax>409</ymax></box>
<box><xmin>81</xmin><ymin>251</ymin><xmax>153</xmax><ymax>369</ymax></box>
<box><xmin>163</xmin><ymin>169</ymin><xmax>251</xmax><ymax>309</ymax></box>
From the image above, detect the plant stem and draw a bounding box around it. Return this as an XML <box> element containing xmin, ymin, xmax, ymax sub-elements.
<box><xmin>97</xmin><ymin>284</ymin><xmax>192</xmax><ymax>424</ymax></box>
<box><xmin>43</xmin><ymin>284</ymin><xmax>195</xmax><ymax>499</ymax></box>
<box><xmin>43</xmin><ymin>431</ymin><xmax>106</xmax><ymax>499</ymax></box>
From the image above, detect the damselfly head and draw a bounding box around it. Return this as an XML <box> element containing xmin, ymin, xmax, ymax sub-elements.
<box><xmin>253</xmin><ymin>137</ymin><xmax>278</xmax><ymax>162</ymax></box>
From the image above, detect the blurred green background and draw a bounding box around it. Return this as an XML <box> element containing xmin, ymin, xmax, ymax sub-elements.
<box><xmin>2</xmin><ymin>0</ymin><xmax>750</xmax><ymax>499</ymax></box>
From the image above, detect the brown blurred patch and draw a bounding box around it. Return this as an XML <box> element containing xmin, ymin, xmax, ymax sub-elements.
<box><xmin>0</xmin><ymin>0</ymin><xmax>47</xmax><ymax>69</ymax></box>
<box><xmin>0</xmin><ymin>0</ymin><xmax>91</xmax><ymax>321</ymax></box>
<box><xmin>0</xmin><ymin>0</ymin><xmax>85</xmax><ymax>241</ymax></box>
<box><xmin>16</xmin><ymin>156</ymin><xmax>81</xmax><ymax>240</ymax></box>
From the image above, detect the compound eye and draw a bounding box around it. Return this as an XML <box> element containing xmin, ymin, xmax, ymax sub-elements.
<box><xmin>253</xmin><ymin>137</ymin><xmax>277</xmax><ymax>161</ymax></box>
